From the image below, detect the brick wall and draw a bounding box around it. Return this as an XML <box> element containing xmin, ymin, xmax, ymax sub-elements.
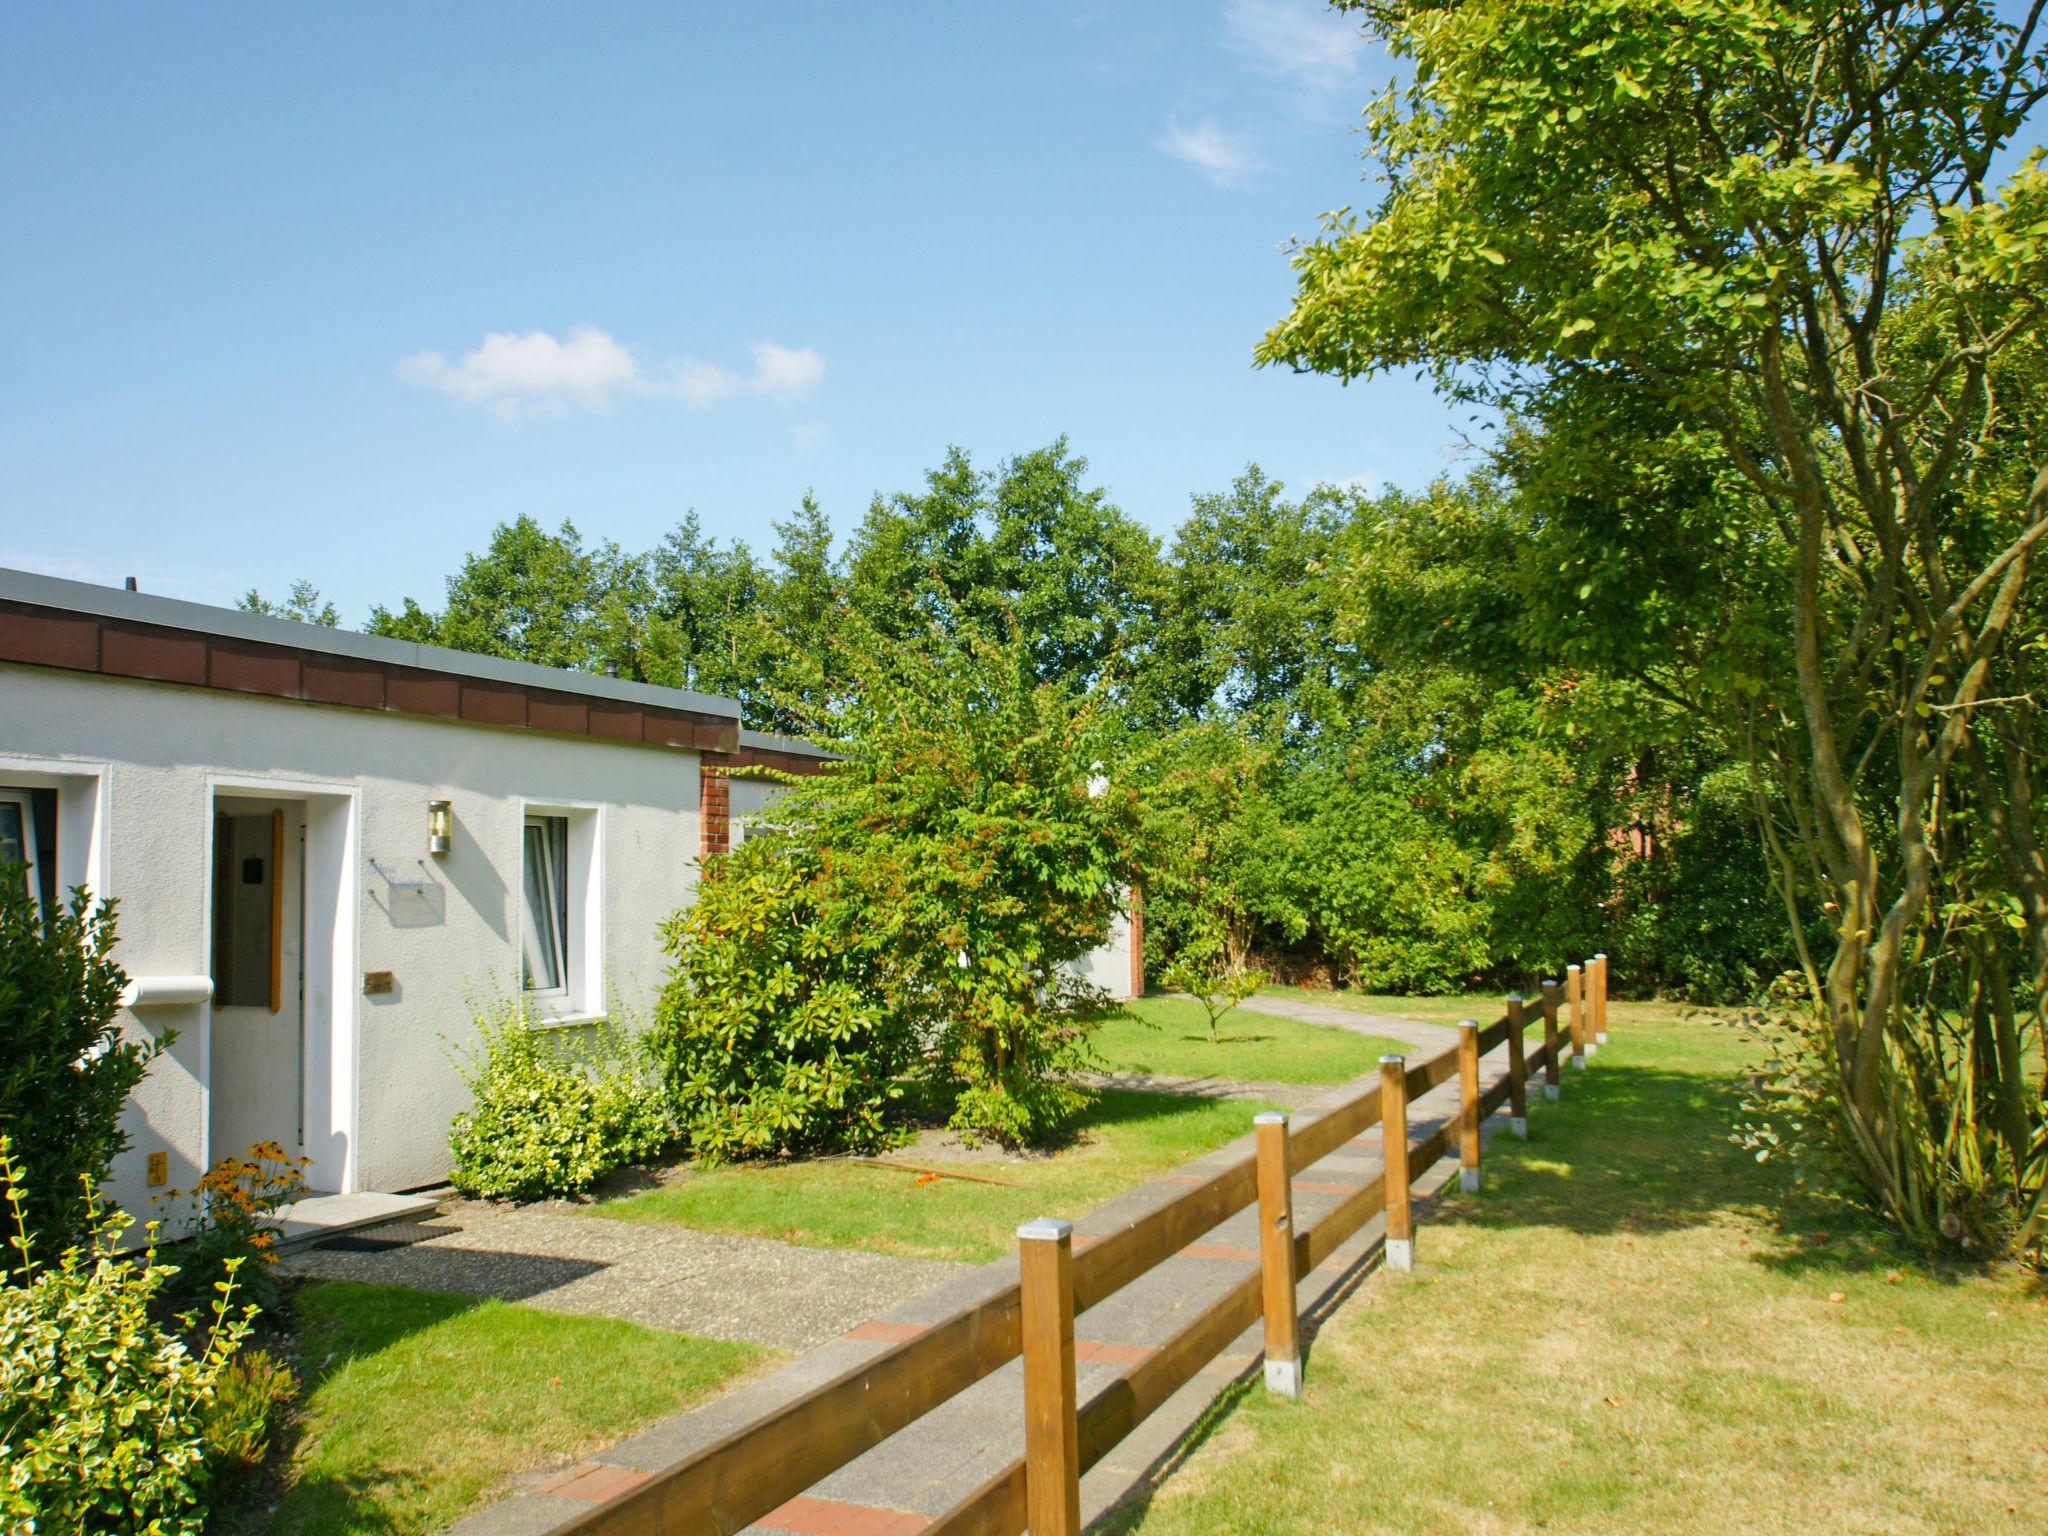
<box><xmin>700</xmin><ymin>766</ymin><xmax>730</xmax><ymax>857</ymax></box>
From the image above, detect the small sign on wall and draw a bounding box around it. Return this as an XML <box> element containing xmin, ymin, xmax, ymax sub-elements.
<box><xmin>362</xmin><ymin>970</ymin><xmax>396</xmax><ymax>996</ymax></box>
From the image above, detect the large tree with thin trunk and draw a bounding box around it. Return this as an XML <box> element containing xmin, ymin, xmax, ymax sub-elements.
<box><xmin>1262</xmin><ymin>0</ymin><xmax>2048</xmax><ymax>1251</ymax></box>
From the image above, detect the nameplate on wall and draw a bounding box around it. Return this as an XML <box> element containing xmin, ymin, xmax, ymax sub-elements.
<box><xmin>362</xmin><ymin>971</ymin><xmax>396</xmax><ymax>996</ymax></box>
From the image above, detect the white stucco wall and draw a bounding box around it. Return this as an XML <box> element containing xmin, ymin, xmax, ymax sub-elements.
<box><xmin>1</xmin><ymin>664</ymin><xmax>702</xmax><ymax>1217</ymax></box>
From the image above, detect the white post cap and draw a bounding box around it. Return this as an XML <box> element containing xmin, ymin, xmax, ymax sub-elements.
<box><xmin>1016</xmin><ymin>1217</ymin><xmax>1073</xmax><ymax>1243</ymax></box>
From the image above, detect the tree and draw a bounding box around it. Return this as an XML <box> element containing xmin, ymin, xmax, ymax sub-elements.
<box><xmin>844</xmin><ymin>439</ymin><xmax>1163</xmax><ymax>697</ymax></box>
<box><xmin>367</xmin><ymin>516</ymin><xmax>623</xmax><ymax>673</ymax></box>
<box><xmin>663</xmin><ymin>615</ymin><xmax>1140</xmax><ymax>1148</ymax></box>
<box><xmin>644</xmin><ymin>512</ymin><xmax>774</xmax><ymax>706</ymax></box>
<box><xmin>237</xmin><ymin>580</ymin><xmax>339</xmax><ymax>628</ymax></box>
<box><xmin>1141</xmin><ymin>468</ymin><xmax>1351</xmax><ymax>730</ymax></box>
<box><xmin>1263</xmin><ymin>0</ymin><xmax>2048</xmax><ymax>1252</ymax></box>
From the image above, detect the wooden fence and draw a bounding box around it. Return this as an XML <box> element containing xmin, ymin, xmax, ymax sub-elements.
<box><xmin>556</xmin><ymin>954</ymin><xmax>1613</xmax><ymax>1536</ymax></box>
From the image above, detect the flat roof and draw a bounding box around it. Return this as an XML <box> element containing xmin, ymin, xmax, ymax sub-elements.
<box><xmin>0</xmin><ymin>565</ymin><xmax>741</xmax><ymax>721</ymax></box>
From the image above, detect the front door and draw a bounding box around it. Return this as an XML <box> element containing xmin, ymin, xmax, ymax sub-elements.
<box><xmin>209</xmin><ymin>798</ymin><xmax>306</xmax><ymax>1169</ymax></box>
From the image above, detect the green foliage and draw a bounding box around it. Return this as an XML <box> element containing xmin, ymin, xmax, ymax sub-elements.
<box><xmin>236</xmin><ymin>578</ymin><xmax>340</xmax><ymax>627</ymax></box>
<box><xmin>199</xmin><ymin>1348</ymin><xmax>295</xmax><ymax>1484</ymax></box>
<box><xmin>157</xmin><ymin>1141</ymin><xmax>309</xmax><ymax>1316</ymax></box>
<box><xmin>647</xmin><ymin>839</ymin><xmax>916</xmax><ymax>1161</ymax></box>
<box><xmin>1134</xmin><ymin>722</ymin><xmax>1304</xmax><ymax>976</ymax></box>
<box><xmin>1157</xmin><ymin>953</ymin><xmax>1267</xmax><ymax>1045</ymax></box>
<box><xmin>658</xmin><ymin>619</ymin><xmax>1139</xmax><ymax>1149</ymax></box>
<box><xmin>0</xmin><ymin>1139</ymin><xmax>253</xmax><ymax>1536</ymax></box>
<box><xmin>446</xmin><ymin>998</ymin><xmax>671</xmax><ymax>1201</ymax></box>
<box><xmin>1264</xmin><ymin>0</ymin><xmax>2048</xmax><ymax>1252</ymax></box>
<box><xmin>0</xmin><ymin>870</ymin><xmax>156</xmax><ymax>1261</ymax></box>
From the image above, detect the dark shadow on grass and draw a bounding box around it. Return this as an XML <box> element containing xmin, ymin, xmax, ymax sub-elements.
<box><xmin>1426</xmin><ymin>1058</ymin><xmax>1985</xmax><ymax>1288</ymax></box>
<box><xmin>208</xmin><ymin>1280</ymin><xmax>491</xmax><ymax>1536</ymax></box>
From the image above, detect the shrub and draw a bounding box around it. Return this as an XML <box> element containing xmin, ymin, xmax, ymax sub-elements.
<box><xmin>657</xmin><ymin>620</ymin><xmax>1138</xmax><ymax>1149</ymax></box>
<box><xmin>0</xmin><ymin>1139</ymin><xmax>253</xmax><ymax>1536</ymax></box>
<box><xmin>199</xmin><ymin>1348</ymin><xmax>296</xmax><ymax>1483</ymax></box>
<box><xmin>0</xmin><ymin>869</ymin><xmax>158</xmax><ymax>1260</ymax></box>
<box><xmin>1159</xmin><ymin>948</ymin><xmax>1268</xmax><ymax>1043</ymax></box>
<box><xmin>447</xmin><ymin>997</ymin><xmax>671</xmax><ymax>1201</ymax></box>
<box><xmin>158</xmin><ymin>1141</ymin><xmax>309</xmax><ymax>1316</ymax></box>
<box><xmin>648</xmin><ymin>840</ymin><xmax>916</xmax><ymax>1161</ymax></box>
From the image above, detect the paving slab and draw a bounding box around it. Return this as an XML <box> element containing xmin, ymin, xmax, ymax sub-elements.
<box><xmin>448</xmin><ymin>992</ymin><xmax>1548</xmax><ymax>1536</ymax></box>
<box><xmin>284</xmin><ymin>1201</ymin><xmax>969</xmax><ymax>1349</ymax></box>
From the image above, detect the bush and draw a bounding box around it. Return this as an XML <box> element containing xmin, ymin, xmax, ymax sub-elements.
<box><xmin>648</xmin><ymin>840</ymin><xmax>916</xmax><ymax>1161</ymax></box>
<box><xmin>447</xmin><ymin>997</ymin><xmax>671</xmax><ymax>1201</ymax></box>
<box><xmin>199</xmin><ymin>1348</ymin><xmax>296</xmax><ymax>1483</ymax></box>
<box><xmin>158</xmin><ymin>1141</ymin><xmax>309</xmax><ymax>1316</ymax></box>
<box><xmin>0</xmin><ymin>1139</ymin><xmax>253</xmax><ymax>1536</ymax></box>
<box><xmin>656</xmin><ymin>620</ymin><xmax>1137</xmax><ymax>1149</ymax></box>
<box><xmin>0</xmin><ymin>869</ymin><xmax>159</xmax><ymax>1260</ymax></box>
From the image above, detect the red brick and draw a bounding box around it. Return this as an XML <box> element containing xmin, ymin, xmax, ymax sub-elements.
<box><xmin>535</xmin><ymin>1461</ymin><xmax>650</xmax><ymax>1503</ymax></box>
<box><xmin>0</xmin><ymin>607</ymin><xmax>98</xmax><ymax>670</ymax></box>
<box><xmin>1182</xmin><ymin>1242</ymin><xmax>1259</xmax><ymax>1262</ymax></box>
<box><xmin>386</xmin><ymin>671</ymin><xmax>460</xmax><ymax>717</ymax></box>
<box><xmin>100</xmin><ymin>623</ymin><xmax>205</xmax><ymax>684</ymax></box>
<box><xmin>1074</xmin><ymin>1339</ymin><xmax>1154</xmax><ymax>1367</ymax></box>
<box><xmin>302</xmin><ymin>657</ymin><xmax>385</xmax><ymax>709</ymax></box>
<box><xmin>207</xmin><ymin>640</ymin><xmax>300</xmax><ymax>695</ymax></box>
<box><xmin>460</xmin><ymin>683</ymin><xmax>526</xmax><ymax>727</ymax></box>
<box><xmin>844</xmin><ymin>1320</ymin><xmax>926</xmax><ymax>1343</ymax></box>
<box><xmin>760</xmin><ymin>1495</ymin><xmax>930</xmax><ymax>1536</ymax></box>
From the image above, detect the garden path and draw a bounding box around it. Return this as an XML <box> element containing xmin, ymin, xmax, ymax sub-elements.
<box><xmin>282</xmin><ymin>1201</ymin><xmax>970</xmax><ymax>1351</ymax></box>
<box><xmin>445</xmin><ymin>992</ymin><xmax>1537</xmax><ymax>1536</ymax></box>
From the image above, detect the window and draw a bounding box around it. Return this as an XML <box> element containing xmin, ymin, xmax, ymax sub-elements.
<box><xmin>211</xmin><ymin>810</ymin><xmax>282</xmax><ymax>1010</ymax></box>
<box><xmin>521</xmin><ymin>814</ymin><xmax>570</xmax><ymax>998</ymax></box>
<box><xmin>0</xmin><ymin>789</ymin><xmax>40</xmax><ymax>917</ymax></box>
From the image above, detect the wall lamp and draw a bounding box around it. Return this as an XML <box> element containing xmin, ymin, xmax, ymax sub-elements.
<box><xmin>427</xmin><ymin>799</ymin><xmax>452</xmax><ymax>855</ymax></box>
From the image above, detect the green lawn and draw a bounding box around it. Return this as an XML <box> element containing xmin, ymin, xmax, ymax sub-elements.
<box><xmin>594</xmin><ymin>1088</ymin><xmax>1280</xmax><ymax>1264</ymax></box>
<box><xmin>1090</xmin><ymin>995</ymin><xmax>1407</xmax><ymax>1084</ymax></box>
<box><xmin>1262</xmin><ymin>983</ymin><xmax>1700</xmax><ymax>1031</ymax></box>
<box><xmin>1101</xmin><ymin>1012</ymin><xmax>2048</xmax><ymax>1535</ymax></box>
<box><xmin>244</xmin><ymin>1281</ymin><xmax>768</xmax><ymax>1536</ymax></box>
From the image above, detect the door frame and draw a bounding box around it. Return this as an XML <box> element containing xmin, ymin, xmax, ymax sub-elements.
<box><xmin>203</xmin><ymin>775</ymin><xmax>360</xmax><ymax>1193</ymax></box>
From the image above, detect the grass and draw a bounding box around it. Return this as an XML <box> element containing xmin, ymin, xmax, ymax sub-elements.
<box><xmin>241</xmin><ymin>1281</ymin><xmax>768</xmax><ymax>1536</ymax></box>
<box><xmin>1089</xmin><ymin>995</ymin><xmax>1409</xmax><ymax>1084</ymax></box>
<box><xmin>594</xmin><ymin>1087</ymin><xmax>1281</xmax><ymax>1264</ymax></box>
<box><xmin>1099</xmin><ymin>1007</ymin><xmax>2048</xmax><ymax>1535</ymax></box>
<box><xmin>1262</xmin><ymin>982</ymin><xmax>1702</xmax><ymax>1031</ymax></box>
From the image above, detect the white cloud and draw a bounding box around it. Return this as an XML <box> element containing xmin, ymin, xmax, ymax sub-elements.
<box><xmin>1158</xmin><ymin>117</ymin><xmax>1266</xmax><ymax>184</ymax></box>
<box><xmin>1224</xmin><ymin>0</ymin><xmax>1366</xmax><ymax>92</ymax></box>
<box><xmin>749</xmin><ymin>342</ymin><xmax>827</xmax><ymax>401</ymax></box>
<box><xmin>399</xmin><ymin>327</ymin><xmax>825</xmax><ymax>419</ymax></box>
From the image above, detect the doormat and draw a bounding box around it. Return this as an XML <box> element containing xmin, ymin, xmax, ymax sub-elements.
<box><xmin>313</xmin><ymin>1220</ymin><xmax>458</xmax><ymax>1252</ymax></box>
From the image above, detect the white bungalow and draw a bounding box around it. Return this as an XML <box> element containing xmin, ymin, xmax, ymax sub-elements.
<box><xmin>0</xmin><ymin>568</ymin><xmax>1139</xmax><ymax>1228</ymax></box>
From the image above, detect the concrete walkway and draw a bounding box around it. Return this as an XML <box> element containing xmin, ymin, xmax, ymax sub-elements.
<box><xmin>448</xmin><ymin>996</ymin><xmax>1530</xmax><ymax>1536</ymax></box>
<box><xmin>1237</xmin><ymin>992</ymin><xmax>1461</xmax><ymax>1052</ymax></box>
<box><xmin>284</xmin><ymin>1202</ymin><xmax>969</xmax><ymax>1351</ymax></box>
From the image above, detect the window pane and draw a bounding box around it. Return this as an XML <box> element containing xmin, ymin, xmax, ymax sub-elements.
<box><xmin>0</xmin><ymin>801</ymin><xmax>24</xmax><ymax>870</ymax></box>
<box><xmin>521</xmin><ymin>817</ymin><xmax>569</xmax><ymax>993</ymax></box>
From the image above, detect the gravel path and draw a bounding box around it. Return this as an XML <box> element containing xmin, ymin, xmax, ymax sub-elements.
<box><xmin>282</xmin><ymin>1200</ymin><xmax>968</xmax><ymax>1351</ymax></box>
<box><xmin>1237</xmin><ymin>991</ymin><xmax>1461</xmax><ymax>1052</ymax></box>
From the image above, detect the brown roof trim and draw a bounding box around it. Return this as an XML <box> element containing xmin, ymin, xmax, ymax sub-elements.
<box><xmin>704</xmin><ymin>745</ymin><xmax>835</xmax><ymax>777</ymax></box>
<box><xmin>0</xmin><ymin>599</ymin><xmax>739</xmax><ymax>754</ymax></box>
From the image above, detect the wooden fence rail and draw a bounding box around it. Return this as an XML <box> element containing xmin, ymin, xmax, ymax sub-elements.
<box><xmin>555</xmin><ymin>956</ymin><xmax>1615</xmax><ymax>1536</ymax></box>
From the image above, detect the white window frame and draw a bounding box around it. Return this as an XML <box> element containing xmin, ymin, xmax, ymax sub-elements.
<box><xmin>519</xmin><ymin>801</ymin><xmax>603</xmax><ymax>1022</ymax></box>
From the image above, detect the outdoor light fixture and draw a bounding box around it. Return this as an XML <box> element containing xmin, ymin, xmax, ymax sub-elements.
<box><xmin>427</xmin><ymin>800</ymin><xmax>452</xmax><ymax>855</ymax></box>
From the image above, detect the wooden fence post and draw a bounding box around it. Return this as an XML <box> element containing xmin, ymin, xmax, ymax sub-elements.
<box><xmin>1457</xmin><ymin>1020</ymin><xmax>1482</xmax><ymax>1192</ymax></box>
<box><xmin>1593</xmin><ymin>952</ymin><xmax>1610</xmax><ymax>1044</ymax></box>
<box><xmin>1018</xmin><ymin>1218</ymin><xmax>1081</xmax><ymax>1536</ymax></box>
<box><xmin>1380</xmin><ymin>1055</ymin><xmax>1415</xmax><ymax>1271</ymax></box>
<box><xmin>1540</xmin><ymin>979</ymin><xmax>1562</xmax><ymax>1100</ymax></box>
<box><xmin>1567</xmin><ymin>962</ymin><xmax>1588</xmax><ymax>1067</ymax></box>
<box><xmin>1505</xmin><ymin>994</ymin><xmax>1530</xmax><ymax>1139</ymax></box>
<box><xmin>1254</xmin><ymin>1112</ymin><xmax>1301</xmax><ymax>1397</ymax></box>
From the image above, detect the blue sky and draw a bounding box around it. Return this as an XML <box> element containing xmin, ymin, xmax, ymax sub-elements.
<box><xmin>0</xmin><ymin>2</ymin><xmax>1473</xmax><ymax>618</ymax></box>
